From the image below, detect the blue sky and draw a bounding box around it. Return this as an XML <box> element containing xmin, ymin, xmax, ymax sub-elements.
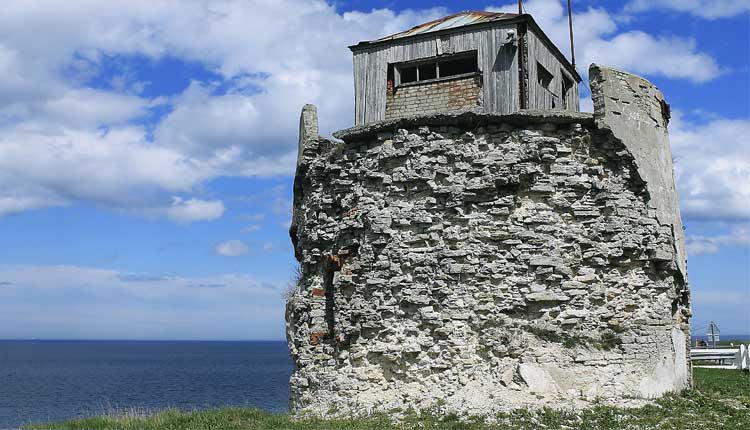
<box><xmin>0</xmin><ymin>0</ymin><xmax>747</xmax><ymax>340</ymax></box>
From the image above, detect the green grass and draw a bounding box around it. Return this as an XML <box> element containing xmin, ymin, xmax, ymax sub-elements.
<box><xmin>25</xmin><ymin>369</ymin><xmax>750</xmax><ymax>430</ymax></box>
<box><xmin>694</xmin><ymin>367</ymin><xmax>750</xmax><ymax>398</ymax></box>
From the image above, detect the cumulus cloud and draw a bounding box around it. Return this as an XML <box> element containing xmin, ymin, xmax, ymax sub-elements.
<box><xmin>686</xmin><ymin>226</ymin><xmax>750</xmax><ymax>256</ymax></box>
<box><xmin>0</xmin><ymin>0</ymin><xmax>444</xmax><ymax>220</ymax></box>
<box><xmin>0</xmin><ymin>0</ymin><xmax>733</xmax><ymax>225</ymax></box>
<box><xmin>0</xmin><ymin>264</ymin><xmax>285</xmax><ymax>339</ymax></box>
<box><xmin>0</xmin><ymin>196</ymin><xmax>62</xmax><ymax>217</ymax></box>
<box><xmin>485</xmin><ymin>1</ymin><xmax>745</xmax><ymax>228</ymax></box>
<box><xmin>488</xmin><ymin>0</ymin><xmax>722</xmax><ymax>82</ymax></box>
<box><xmin>670</xmin><ymin>113</ymin><xmax>750</xmax><ymax>223</ymax></box>
<box><xmin>583</xmin><ymin>32</ymin><xmax>721</xmax><ymax>83</ymax></box>
<box><xmin>215</xmin><ymin>240</ymin><xmax>248</xmax><ymax>257</ymax></box>
<box><xmin>625</xmin><ymin>0</ymin><xmax>750</xmax><ymax>19</ymax></box>
<box><xmin>160</xmin><ymin>197</ymin><xmax>226</xmax><ymax>223</ymax></box>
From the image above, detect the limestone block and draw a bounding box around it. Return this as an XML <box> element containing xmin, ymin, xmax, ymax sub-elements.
<box><xmin>287</xmin><ymin>92</ymin><xmax>691</xmax><ymax>417</ymax></box>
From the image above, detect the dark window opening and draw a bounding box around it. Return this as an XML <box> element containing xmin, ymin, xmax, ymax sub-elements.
<box><xmin>394</xmin><ymin>51</ymin><xmax>478</xmax><ymax>86</ymax></box>
<box><xmin>440</xmin><ymin>55</ymin><xmax>477</xmax><ymax>77</ymax></box>
<box><xmin>418</xmin><ymin>63</ymin><xmax>437</xmax><ymax>80</ymax></box>
<box><xmin>537</xmin><ymin>62</ymin><xmax>553</xmax><ymax>89</ymax></box>
<box><xmin>400</xmin><ymin>66</ymin><xmax>417</xmax><ymax>84</ymax></box>
<box><xmin>561</xmin><ymin>72</ymin><xmax>573</xmax><ymax>109</ymax></box>
<box><xmin>323</xmin><ymin>255</ymin><xmax>341</xmax><ymax>342</ymax></box>
<box><xmin>386</xmin><ymin>64</ymin><xmax>395</xmax><ymax>94</ymax></box>
<box><xmin>324</xmin><ymin>269</ymin><xmax>336</xmax><ymax>340</ymax></box>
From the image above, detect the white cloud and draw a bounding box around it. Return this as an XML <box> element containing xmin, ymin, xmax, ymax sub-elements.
<box><xmin>488</xmin><ymin>0</ymin><xmax>722</xmax><ymax>82</ymax></box>
<box><xmin>625</xmin><ymin>0</ymin><xmax>750</xmax><ymax>19</ymax></box>
<box><xmin>584</xmin><ymin>32</ymin><xmax>721</xmax><ymax>83</ymax></box>
<box><xmin>0</xmin><ymin>0</ymin><xmax>735</xmax><ymax>226</ymax></box>
<box><xmin>0</xmin><ymin>1</ymin><xmax>444</xmax><ymax>220</ymax></box>
<box><xmin>482</xmin><ymin>2</ymin><xmax>747</xmax><ymax>240</ymax></box>
<box><xmin>38</xmin><ymin>87</ymin><xmax>148</xmax><ymax>127</ymax></box>
<box><xmin>0</xmin><ymin>125</ymin><xmax>207</xmax><ymax>206</ymax></box>
<box><xmin>0</xmin><ymin>196</ymin><xmax>63</xmax><ymax>217</ymax></box>
<box><xmin>215</xmin><ymin>239</ymin><xmax>248</xmax><ymax>257</ymax></box>
<box><xmin>0</xmin><ymin>264</ymin><xmax>285</xmax><ymax>339</ymax></box>
<box><xmin>670</xmin><ymin>113</ymin><xmax>750</xmax><ymax>223</ymax></box>
<box><xmin>262</xmin><ymin>242</ymin><xmax>274</xmax><ymax>252</ymax></box>
<box><xmin>160</xmin><ymin>197</ymin><xmax>225</xmax><ymax>223</ymax></box>
<box><xmin>242</xmin><ymin>224</ymin><xmax>262</xmax><ymax>233</ymax></box>
<box><xmin>686</xmin><ymin>226</ymin><xmax>750</xmax><ymax>255</ymax></box>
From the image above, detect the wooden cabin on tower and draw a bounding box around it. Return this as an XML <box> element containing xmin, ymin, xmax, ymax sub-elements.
<box><xmin>350</xmin><ymin>11</ymin><xmax>581</xmax><ymax>126</ymax></box>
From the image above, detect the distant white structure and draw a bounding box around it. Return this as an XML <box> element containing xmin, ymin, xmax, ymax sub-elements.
<box><xmin>691</xmin><ymin>344</ymin><xmax>749</xmax><ymax>370</ymax></box>
<box><xmin>707</xmin><ymin>321</ymin><xmax>720</xmax><ymax>347</ymax></box>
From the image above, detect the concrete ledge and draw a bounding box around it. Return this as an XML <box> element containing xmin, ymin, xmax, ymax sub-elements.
<box><xmin>333</xmin><ymin>109</ymin><xmax>595</xmax><ymax>142</ymax></box>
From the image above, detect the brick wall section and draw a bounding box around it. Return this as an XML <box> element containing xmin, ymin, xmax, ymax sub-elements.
<box><xmin>385</xmin><ymin>75</ymin><xmax>481</xmax><ymax>120</ymax></box>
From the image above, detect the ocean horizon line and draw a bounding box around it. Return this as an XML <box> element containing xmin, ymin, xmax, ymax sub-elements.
<box><xmin>3</xmin><ymin>335</ymin><xmax>750</xmax><ymax>342</ymax></box>
<box><xmin>0</xmin><ymin>338</ymin><xmax>289</xmax><ymax>342</ymax></box>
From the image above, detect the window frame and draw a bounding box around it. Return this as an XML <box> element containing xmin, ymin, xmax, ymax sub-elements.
<box><xmin>536</xmin><ymin>61</ymin><xmax>554</xmax><ymax>91</ymax></box>
<box><xmin>394</xmin><ymin>51</ymin><xmax>479</xmax><ymax>88</ymax></box>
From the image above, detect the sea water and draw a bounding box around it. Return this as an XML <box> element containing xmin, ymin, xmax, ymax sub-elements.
<box><xmin>0</xmin><ymin>340</ymin><xmax>292</xmax><ymax>429</ymax></box>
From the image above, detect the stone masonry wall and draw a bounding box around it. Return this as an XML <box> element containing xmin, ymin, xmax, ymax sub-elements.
<box><xmin>589</xmin><ymin>64</ymin><xmax>688</xmax><ymax>281</ymax></box>
<box><xmin>385</xmin><ymin>75</ymin><xmax>481</xmax><ymax>120</ymax></box>
<box><xmin>287</xmin><ymin>68</ymin><xmax>690</xmax><ymax>417</ymax></box>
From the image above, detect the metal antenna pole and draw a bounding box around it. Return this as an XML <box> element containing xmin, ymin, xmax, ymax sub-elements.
<box><xmin>567</xmin><ymin>0</ymin><xmax>576</xmax><ymax>68</ymax></box>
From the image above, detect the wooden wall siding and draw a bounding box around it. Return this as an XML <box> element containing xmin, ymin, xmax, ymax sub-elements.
<box><xmin>526</xmin><ymin>29</ymin><xmax>579</xmax><ymax>112</ymax></box>
<box><xmin>563</xmin><ymin>69</ymin><xmax>580</xmax><ymax>111</ymax></box>
<box><xmin>353</xmin><ymin>25</ymin><xmax>519</xmax><ymax>125</ymax></box>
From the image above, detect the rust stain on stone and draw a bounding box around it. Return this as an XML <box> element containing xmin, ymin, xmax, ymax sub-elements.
<box><xmin>310</xmin><ymin>331</ymin><xmax>326</xmax><ymax>345</ymax></box>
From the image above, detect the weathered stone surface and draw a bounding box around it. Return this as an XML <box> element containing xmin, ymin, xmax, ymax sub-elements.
<box><xmin>286</xmin><ymin>66</ymin><xmax>690</xmax><ymax>417</ymax></box>
<box><xmin>297</xmin><ymin>104</ymin><xmax>319</xmax><ymax>166</ymax></box>
<box><xmin>589</xmin><ymin>64</ymin><xmax>687</xmax><ymax>281</ymax></box>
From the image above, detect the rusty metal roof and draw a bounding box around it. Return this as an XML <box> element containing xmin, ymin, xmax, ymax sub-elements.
<box><xmin>348</xmin><ymin>11</ymin><xmax>581</xmax><ymax>82</ymax></box>
<box><xmin>370</xmin><ymin>11</ymin><xmax>520</xmax><ymax>43</ymax></box>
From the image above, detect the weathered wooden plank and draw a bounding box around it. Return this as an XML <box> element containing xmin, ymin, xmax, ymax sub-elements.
<box><xmin>353</xmin><ymin>52</ymin><xmax>366</xmax><ymax>125</ymax></box>
<box><xmin>509</xmin><ymin>26</ymin><xmax>519</xmax><ymax>112</ymax></box>
<box><xmin>352</xmin><ymin>21</ymin><xmax>579</xmax><ymax>125</ymax></box>
<box><xmin>525</xmin><ymin>28</ymin><xmax>580</xmax><ymax>112</ymax></box>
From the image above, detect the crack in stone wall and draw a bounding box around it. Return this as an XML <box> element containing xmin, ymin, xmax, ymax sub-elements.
<box><xmin>286</xmin><ymin>68</ymin><xmax>690</xmax><ymax>417</ymax></box>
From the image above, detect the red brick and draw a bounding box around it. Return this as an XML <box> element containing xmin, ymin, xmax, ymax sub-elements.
<box><xmin>310</xmin><ymin>331</ymin><xmax>326</xmax><ymax>345</ymax></box>
<box><xmin>327</xmin><ymin>254</ymin><xmax>342</xmax><ymax>270</ymax></box>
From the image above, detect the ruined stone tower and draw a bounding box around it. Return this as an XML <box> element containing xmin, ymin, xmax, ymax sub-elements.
<box><xmin>286</xmin><ymin>12</ymin><xmax>690</xmax><ymax>417</ymax></box>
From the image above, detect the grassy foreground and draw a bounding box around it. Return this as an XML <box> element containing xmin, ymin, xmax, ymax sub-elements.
<box><xmin>26</xmin><ymin>368</ymin><xmax>750</xmax><ymax>430</ymax></box>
